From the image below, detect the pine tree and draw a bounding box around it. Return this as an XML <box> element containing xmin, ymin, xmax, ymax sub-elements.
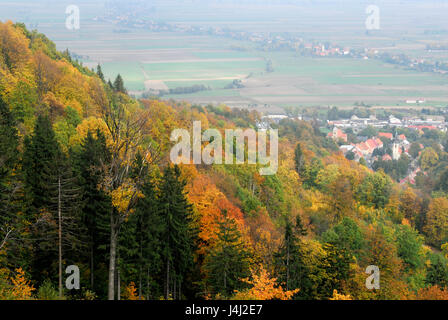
<box><xmin>294</xmin><ymin>143</ymin><xmax>305</xmax><ymax>175</ymax></box>
<box><xmin>96</xmin><ymin>65</ymin><xmax>105</xmax><ymax>82</ymax></box>
<box><xmin>23</xmin><ymin>115</ymin><xmax>62</xmax><ymax>214</ymax></box>
<box><xmin>0</xmin><ymin>96</ymin><xmax>18</xmax><ymax>184</ymax></box>
<box><xmin>113</xmin><ymin>74</ymin><xmax>126</xmax><ymax>94</ymax></box>
<box><xmin>22</xmin><ymin>115</ymin><xmax>66</xmax><ymax>284</ymax></box>
<box><xmin>295</xmin><ymin>215</ymin><xmax>308</xmax><ymax>237</ymax></box>
<box><xmin>73</xmin><ymin>130</ymin><xmax>111</xmax><ymax>296</ymax></box>
<box><xmin>158</xmin><ymin>165</ymin><xmax>196</xmax><ymax>299</ymax></box>
<box><xmin>203</xmin><ymin>210</ymin><xmax>251</xmax><ymax>298</ymax></box>
<box><xmin>118</xmin><ymin>152</ymin><xmax>164</xmax><ymax>299</ymax></box>
<box><xmin>107</xmin><ymin>79</ymin><xmax>114</xmax><ymax>90</ymax></box>
<box><xmin>48</xmin><ymin>154</ymin><xmax>83</xmax><ymax>298</ymax></box>
<box><xmin>318</xmin><ymin>243</ymin><xmax>353</xmax><ymax>299</ymax></box>
<box><xmin>274</xmin><ymin>216</ymin><xmax>309</xmax><ymax>299</ymax></box>
<box><xmin>0</xmin><ymin>96</ymin><xmax>19</xmax><ymax>252</ymax></box>
<box><xmin>119</xmin><ymin>177</ymin><xmax>164</xmax><ymax>299</ymax></box>
<box><xmin>426</xmin><ymin>253</ymin><xmax>448</xmax><ymax>289</ymax></box>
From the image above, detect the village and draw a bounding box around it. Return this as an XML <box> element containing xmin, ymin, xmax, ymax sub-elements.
<box><xmin>257</xmin><ymin>110</ymin><xmax>448</xmax><ymax>185</ymax></box>
<box><xmin>327</xmin><ymin>113</ymin><xmax>448</xmax><ymax>184</ymax></box>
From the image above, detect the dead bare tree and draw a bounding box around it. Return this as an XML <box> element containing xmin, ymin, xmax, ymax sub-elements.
<box><xmin>54</xmin><ymin>175</ymin><xmax>81</xmax><ymax>298</ymax></box>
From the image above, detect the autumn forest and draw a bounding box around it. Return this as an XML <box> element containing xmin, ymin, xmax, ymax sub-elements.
<box><xmin>2</xmin><ymin>20</ymin><xmax>448</xmax><ymax>301</ymax></box>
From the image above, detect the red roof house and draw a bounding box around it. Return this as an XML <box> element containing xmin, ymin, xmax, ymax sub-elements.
<box><xmin>378</xmin><ymin>132</ymin><xmax>393</xmax><ymax>140</ymax></box>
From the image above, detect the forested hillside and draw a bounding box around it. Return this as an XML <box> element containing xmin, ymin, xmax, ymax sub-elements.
<box><xmin>1</xmin><ymin>20</ymin><xmax>448</xmax><ymax>300</ymax></box>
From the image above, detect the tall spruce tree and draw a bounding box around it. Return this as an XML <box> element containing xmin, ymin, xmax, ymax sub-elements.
<box><xmin>203</xmin><ymin>210</ymin><xmax>251</xmax><ymax>298</ymax></box>
<box><xmin>0</xmin><ymin>96</ymin><xmax>18</xmax><ymax>185</ymax></box>
<box><xmin>23</xmin><ymin>115</ymin><xmax>62</xmax><ymax>214</ymax></box>
<box><xmin>22</xmin><ymin>115</ymin><xmax>73</xmax><ymax>285</ymax></box>
<box><xmin>96</xmin><ymin>65</ymin><xmax>105</xmax><ymax>82</ymax></box>
<box><xmin>294</xmin><ymin>143</ymin><xmax>305</xmax><ymax>175</ymax></box>
<box><xmin>0</xmin><ymin>96</ymin><xmax>19</xmax><ymax>253</ymax></box>
<box><xmin>158</xmin><ymin>165</ymin><xmax>196</xmax><ymax>299</ymax></box>
<box><xmin>74</xmin><ymin>130</ymin><xmax>111</xmax><ymax>297</ymax></box>
<box><xmin>119</xmin><ymin>177</ymin><xmax>164</xmax><ymax>299</ymax></box>
<box><xmin>48</xmin><ymin>153</ymin><xmax>83</xmax><ymax>298</ymax></box>
<box><xmin>274</xmin><ymin>216</ymin><xmax>309</xmax><ymax>299</ymax></box>
<box><xmin>318</xmin><ymin>243</ymin><xmax>353</xmax><ymax>299</ymax></box>
<box><xmin>113</xmin><ymin>74</ymin><xmax>126</xmax><ymax>94</ymax></box>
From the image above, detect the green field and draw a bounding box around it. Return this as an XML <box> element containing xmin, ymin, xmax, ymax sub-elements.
<box><xmin>2</xmin><ymin>0</ymin><xmax>448</xmax><ymax>110</ymax></box>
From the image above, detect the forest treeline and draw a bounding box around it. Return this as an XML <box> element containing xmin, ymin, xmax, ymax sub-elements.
<box><xmin>2</xmin><ymin>21</ymin><xmax>448</xmax><ymax>300</ymax></box>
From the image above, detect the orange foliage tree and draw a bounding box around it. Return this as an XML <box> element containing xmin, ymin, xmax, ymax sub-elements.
<box><xmin>187</xmin><ymin>174</ymin><xmax>246</xmax><ymax>255</ymax></box>
<box><xmin>10</xmin><ymin>268</ymin><xmax>35</xmax><ymax>300</ymax></box>
<box><xmin>416</xmin><ymin>285</ymin><xmax>448</xmax><ymax>300</ymax></box>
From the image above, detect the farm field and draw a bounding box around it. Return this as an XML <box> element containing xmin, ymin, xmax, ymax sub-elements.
<box><xmin>1</xmin><ymin>0</ymin><xmax>448</xmax><ymax>111</ymax></box>
<box><xmin>79</xmin><ymin>42</ymin><xmax>448</xmax><ymax>109</ymax></box>
<box><xmin>141</xmin><ymin>52</ymin><xmax>448</xmax><ymax>109</ymax></box>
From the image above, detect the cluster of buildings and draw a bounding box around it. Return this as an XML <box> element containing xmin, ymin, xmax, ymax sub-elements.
<box><xmin>329</xmin><ymin>127</ymin><xmax>411</xmax><ymax>163</ymax></box>
<box><xmin>300</xmin><ymin>44</ymin><xmax>351</xmax><ymax>57</ymax></box>
<box><xmin>254</xmin><ymin>111</ymin><xmax>437</xmax><ymax>186</ymax></box>
<box><xmin>328</xmin><ymin>114</ymin><xmax>447</xmax><ymax>132</ymax></box>
<box><xmin>399</xmin><ymin>167</ymin><xmax>422</xmax><ymax>185</ymax></box>
<box><xmin>376</xmin><ymin>52</ymin><xmax>448</xmax><ymax>76</ymax></box>
<box><xmin>328</xmin><ymin>124</ymin><xmax>431</xmax><ymax>185</ymax></box>
<box><xmin>98</xmin><ymin>9</ymin><xmax>359</xmax><ymax>58</ymax></box>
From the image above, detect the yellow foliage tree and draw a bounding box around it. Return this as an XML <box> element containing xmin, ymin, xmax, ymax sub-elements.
<box><xmin>232</xmin><ymin>265</ymin><xmax>299</xmax><ymax>300</ymax></box>
<box><xmin>111</xmin><ymin>179</ymin><xmax>143</xmax><ymax>215</ymax></box>
<box><xmin>329</xmin><ymin>289</ymin><xmax>352</xmax><ymax>300</ymax></box>
<box><xmin>424</xmin><ymin>197</ymin><xmax>448</xmax><ymax>246</ymax></box>
<box><xmin>10</xmin><ymin>268</ymin><xmax>35</xmax><ymax>300</ymax></box>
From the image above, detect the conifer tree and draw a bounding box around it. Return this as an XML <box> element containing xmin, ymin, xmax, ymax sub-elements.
<box><xmin>23</xmin><ymin>115</ymin><xmax>62</xmax><ymax>214</ymax></box>
<box><xmin>107</xmin><ymin>79</ymin><xmax>114</xmax><ymax>90</ymax></box>
<box><xmin>22</xmin><ymin>115</ymin><xmax>68</xmax><ymax>284</ymax></box>
<box><xmin>96</xmin><ymin>65</ymin><xmax>105</xmax><ymax>82</ymax></box>
<box><xmin>274</xmin><ymin>216</ymin><xmax>310</xmax><ymax>299</ymax></box>
<box><xmin>48</xmin><ymin>153</ymin><xmax>83</xmax><ymax>298</ymax></box>
<box><xmin>294</xmin><ymin>143</ymin><xmax>305</xmax><ymax>175</ymax></box>
<box><xmin>203</xmin><ymin>210</ymin><xmax>251</xmax><ymax>298</ymax></box>
<box><xmin>74</xmin><ymin>130</ymin><xmax>111</xmax><ymax>296</ymax></box>
<box><xmin>0</xmin><ymin>96</ymin><xmax>19</xmax><ymax>251</ymax></box>
<box><xmin>158</xmin><ymin>165</ymin><xmax>196</xmax><ymax>299</ymax></box>
<box><xmin>118</xmin><ymin>153</ymin><xmax>163</xmax><ymax>299</ymax></box>
<box><xmin>119</xmin><ymin>177</ymin><xmax>164</xmax><ymax>299</ymax></box>
<box><xmin>318</xmin><ymin>243</ymin><xmax>353</xmax><ymax>299</ymax></box>
<box><xmin>113</xmin><ymin>74</ymin><xmax>126</xmax><ymax>94</ymax></box>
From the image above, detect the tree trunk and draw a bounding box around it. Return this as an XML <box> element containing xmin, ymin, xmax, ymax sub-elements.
<box><xmin>146</xmin><ymin>267</ymin><xmax>150</xmax><ymax>300</ymax></box>
<box><xmin>139</xmin><ymin>265</ymin><xmax>142</xmax><ymax>298</ymax></box>
<box><xmin>174</xmin><ymin>276</ymin><xmax>177</xmax><ymax>300</ymax></box>
<box><xmin>90</xmin><ymin>245</ymin><xmax>94</xmax><ymax>289</ymax></box>
<box><xmin>224</xmin><ymin>268</ymin><xmax>227</xmax><ymax>292</ymax></box>
<box><xmin>139</xmin><ymin>234</ymin><xmax>143</xmax><ymax>298</ymax></box>
<box><xmin>286</xmin><ymin>241</ymin><xmax>290</xmax><ymax>291</ymax></box>
<box><xmin>166</xmin><ymin>259</ymin><xmax>170</xmax><ymax>299</ymax></box>
<box><xmin>58</xmin><ymin>176</ymin><xmax>62</xmax><ymax>298</ymax></box>
<box><xmin>108</xmin><ymin>212</ymin><xmax>117</xmax><ymax>300</ymax></box>
<box><xmin>117</xmin><ymin>267</ymin><xmax>121</xmax><ymax>300</ymax></box>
